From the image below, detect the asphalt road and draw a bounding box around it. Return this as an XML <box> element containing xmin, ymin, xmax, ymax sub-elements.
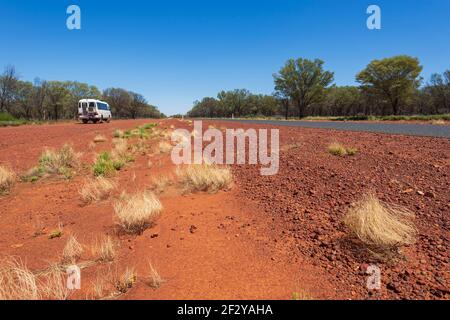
<box><xmin>217</xmin><ymin>119</ymin><xmax>450</xmax><ymax>138</ymax></box>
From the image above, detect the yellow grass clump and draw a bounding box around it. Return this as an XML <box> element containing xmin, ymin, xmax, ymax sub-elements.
<box><xmin>344</xmin><ymin>193</ymin><xmax>417</xmax><ymax>253</ymax></box>
<box><xmin>158</xmin><ymin>141</ymin><xmax>173</xmax><ymax>154</ymax></box>
<box><xmin>93</xmin><ymin>134</ymin><xmax>107</xmax><ymax>143</ymax></box>
<box><xmin>40</xmin><ymin>263</ymin><xmax>70</xmax><ymax>300</ymax></box>
<box><xmin>150</xmin><ymin>174</ymin><xmax>172</xmax><ymax>194</ymax></box>
<box><xmin>114</xmin><ymin>192</ymin><xmax>163</xmax><ymax>233</ymax></box>
<box><xmin>79</xmin><ymin>177</ymin><xmax>117</xmax><ymax>203</ymax></box>
<box><xmin>115</xmin><ymin>267</ymin><xmax>137</xmax><ymax>293</ymax></box>
<box><xmin>0</xmin><ymin>166</ymin><xmax>15</xmax><ymax>195</ymax></box>
<box><xmin>92</xmin><ymin>236</ymin><xmax>116</xmax><ymax>262</ymax></box>
<box><xmin>176</xmin><ymin>164</ymin><xmax>233</xmax><ymax>193</ymax></box>
<box><xmin>0</xmin><ymin>257</ymin><xmax>40</xmax><ymax>300</ymax></box>
<box><xmin>328</xmin><ymin>142</ymin><xmax>358</xmax><ymax>157</ymax></box>
<box><xmin>62</xmin><ymin>235</ymin><xmax>84</xmax><ymax>264</ymax></box>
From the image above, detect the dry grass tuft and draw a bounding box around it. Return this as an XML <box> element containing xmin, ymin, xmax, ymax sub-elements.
<box><xmin>92</xmin><ymin>236</ymin><xmax>116</xmax><ymax>262</ymax></box>
<box><xmin>93</xmin><ymin>134</ymin><xmax>107</xmax><ymax>143</ymax></box>
<box><xmin>146</xmin><ymin>262</ymin><xmax>164</xmax><ymax>289</ymax></box>
<box><xmin>40</xmin><ymin>263</ymin><xmax>70</xmax><ymax>300</ymax></box>
<box><xmin>114</xmin><ymin>267</ymin><xmax>137</xmax><ymax>293</ymax></box>
<box><xmin>62</xmin><ymin>235</ymin><xmax>84</xmax><ymax>264</ymax></box>
<box><xmin>158</xmin><ymin>141</ymin><xmax>173</xmax><ymax>154</ymax></box>
<box><xmin>0</xmin><ymin>257</ymin><xmax>40</xmax><ymax>300</ymax></box>
<box><xmin>150</xmin><ymin>174</ymin><xmax>172</xmax><ymax>194</ymax></box>
<box><xmin>114</xmin><ymin>192</ymin><xmax>163</xmax><ymax>234</ymax></box>
<box><xmin>328</xmin><ymin>142</ymin><xmax>358</xmax><ymax>157</ymax></box>
<box><xmin>79</xmin><ymin>177</ymin><xmax>117</xmax><ymax>203</ymax></box>
<box><xmin>0</xmin><ymin>166</ymin><xmax>15</xmax><ymax>195</ymax></box>
<box><xmin>344</xmin><ymin>193</ymin><xmax>417</xmax><ymax>257</ymax></box>
<box><xmin>25</xmin><ymin>144</ymin><xmax>80</xmax><ymax>180</ymax></box>
<box><xmin>176</xmin><ymin>164</ymin><xmax>233</xmax><ymax>193</ymax></box>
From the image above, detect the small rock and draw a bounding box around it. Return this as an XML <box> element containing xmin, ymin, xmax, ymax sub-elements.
<box><xmin>189</xmin><ymin>225</ymin><xmax>197</xmax><ymax>234</ymax></box>
<box><xmin>424</xmin><ymin>191</ymin><xmax>435</xmax><ymax>198</ymax></box>
<box><xmin>417</xmin><ymin>191</ymin><xmax>425</xmax><ymax>196</ymax></box>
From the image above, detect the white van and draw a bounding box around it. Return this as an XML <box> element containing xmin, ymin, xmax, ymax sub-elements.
<box><xmin>78</xmin><ymin>99</ymin><xmax>112</xmax><ymax>124</ymax></box>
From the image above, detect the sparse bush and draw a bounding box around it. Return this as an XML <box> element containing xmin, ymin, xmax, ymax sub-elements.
<box><xmin>143</xmin><ymin>123</ymin><xmax>157</xmax><ymax>130</ymax></box>
<box><xmin>62</xmin><ymin>235</ymin><xmax>83</xmax><ymax>264</ymax></box>
<box><xmin>176</xmin><ymin>164</ymin><xmax>232</xmax><ymax>193</ymax></box>
<box><xmin>0</xmin><ymin>257</ymin><xmax>40</xmax><ymax>300</ymax></box>
<box><xmin>80</xmin><ymin>177</ymin><xmax>116</xmax><ymax>203</ymax></box>
<box><xmin>328</xmin><ymin>143</ymin><xmax>358</xmax><ymax>156</ymax></box>
<box><xmin>114</xmin><ymin>192</ymin><xmax>162</xmax><ymax>234</ymax></box>
<box><xmin>93</xmin><ymin>152</ymin><xmax>124</xmax><ymax>177</ymax></box>
<box><xmin>344</xmin><ymin>193</ymin><xmax>417</xmax><ymax>258</ymax></box>
<box><xmin>93</xmin><ymin>134</ymin><xmax>107</xmax><ymax>143</ymax></box>
<box><xmin>24</xmin><ymin>144</ymin><xmax>80</xmax><ymax>180</ymax></box>
<box><xmin>0</xmin><ymin>166</ymin><xmax>15</xmax><ymax>195</ymax></box>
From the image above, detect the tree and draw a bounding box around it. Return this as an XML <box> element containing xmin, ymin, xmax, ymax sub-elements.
<box><xmin>0</xmin><ymin>65</ymin><xmax>19</xmax><ymax>113</ymax></box>
<box><xmin>426</xmin><ymin>71</ymin><xmax>449</xmax><ymax>114</ymax></box>
<box><xmin>273</xmin><ymin>58</ymin><xmax>334</xmax><ymax>118</ymax></box>
<box><xmin>46</xmin><ymin>81</ymin><xmax>70</xmax><ymax>121</ymax></box>
<box><xmin>356</xmin><ymin>55</ymin><xmax>422</xmax><ymax>115</ymax></box>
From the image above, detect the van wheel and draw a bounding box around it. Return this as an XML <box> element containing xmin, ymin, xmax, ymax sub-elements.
<box><xmin>82</xmin><ymin>119</ymin><xmax>88</xmax><ymax>124</ymax></box>
<box><xmin>106</xmin><ymin>117</ymin><xmax>111</xmax><ymax>123</ymax></box>
<box><xmin>93</xmin><ymin>120</ymin><xmax>98</xmax><ymax>124</ymax></box>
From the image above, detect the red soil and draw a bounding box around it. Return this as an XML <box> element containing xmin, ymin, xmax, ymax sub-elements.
<box><xmin>0</xmin><ymin>119</ymin><xmax>448</xmax><ymax>300</ymax></box>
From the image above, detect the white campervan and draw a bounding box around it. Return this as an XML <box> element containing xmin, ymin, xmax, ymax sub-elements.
<box><xmin>78</xmin><ymin>99</ymin><xmax>112</xmax><ymax>124</ymax></box>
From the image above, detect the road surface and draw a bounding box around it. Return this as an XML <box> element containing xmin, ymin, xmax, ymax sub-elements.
<box><xmin>217</xmin><ymin>119</ymin><xmax>450</xmax><ymax>138</ymax></box>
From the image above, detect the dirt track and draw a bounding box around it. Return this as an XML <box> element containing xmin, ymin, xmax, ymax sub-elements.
<box><xmin>0</xmin><ymin>119</ymin><xmax>448</xmax><ymax>299</ymax></box>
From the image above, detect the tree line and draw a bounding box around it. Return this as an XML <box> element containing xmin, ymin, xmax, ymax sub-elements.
<box><xmin>0</xmin><ymin>65</ymin><xmax>164</xmax><ymax>121</ymax></box>
<box><xmin>187</xmin><ymin>55</ymin><xmax>449</xmax><ymax>118</ymax></box>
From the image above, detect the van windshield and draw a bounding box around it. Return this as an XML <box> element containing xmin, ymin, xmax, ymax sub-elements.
<box><xmin>88</xmin><ymin>102</ymin><xmax>95</xmax><ymax>111</ymax></box>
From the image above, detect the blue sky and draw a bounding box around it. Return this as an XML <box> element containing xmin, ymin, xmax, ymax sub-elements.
<box><xmin>0</xmin><ymin>0</ymin><xmax>449</xmax><ymax>115</ymax></box>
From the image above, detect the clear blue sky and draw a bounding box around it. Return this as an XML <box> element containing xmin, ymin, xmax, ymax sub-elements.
<box><xmin>0</xmin><ymin>0</ymin><xmax>449</xmax><ymax>115</ymax></box>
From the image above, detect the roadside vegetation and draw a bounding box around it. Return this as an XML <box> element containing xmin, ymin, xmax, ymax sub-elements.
<box><xmin>114</xmin><ymin>191</ymin><xmax>163</xmax><ymax>234</ymax></box>
<box><xmin>344</xmin><ymin>193</ymin><xmax>417</xmax><ymax>261</ymax></box>
<box><xmin>93</xmin><ymin>152</ymin><xmax>124</xmax><ymax>177</ymax></box>
<box><xmin>79</xmin><ymin>177</ymin><xmax>117</xmax><ymax>203</ymax></box>
<box><xmin>327</xmin><ymin>143</ymin><xmax>358</xmax><ymax>157</ymax></box>
<box><xmin>187</xmin><ymin>56</ymin><xmax>449</xmax><ymax>120</ymax></box>
<box><xmin>0</xmin><ymin>166</ymin><xmax>15</xmax><ymax>195</ymax></box>
<box><xmin>0</xmin><ymin>65</ymin><xmax>164</xmax><ymax>123</ymax></box>
<box><xmin>23</xmin><ymin>144</ymin><xmax>80</xmax><ymax>181</ymax></box>
<box><xmin>176</xmin><ymin>164</ymin><xmax>233</xmax><ymax>193</ymax></box>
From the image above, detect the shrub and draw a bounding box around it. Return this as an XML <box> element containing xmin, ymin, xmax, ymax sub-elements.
<box><xmin>176</xmin><ymin>164</ymin><xmax>232</xmax><ymax>193</ymax></box>
<box><xmin>114</xmin><ymin>192</ymin><xmax>162</xmax><ymax>234</ymax></box>
<box><xmin>344</xmin><ymin>193</ymin><xmax>417</xmax><ymax>257</ymax></box>
<box><xmin>0</xmin><ymin>166</ymin><xmax>15</xmax><ymax>195</ymax></box>
<box><xmin>93</xmin><ymin>152</ymin><xmax>124</xmax><ymax>177</ymax></box>
<box><xmin>24</xmin><ymin>144</ymin><xmax>80</xmax><ymax>180</ymax></box>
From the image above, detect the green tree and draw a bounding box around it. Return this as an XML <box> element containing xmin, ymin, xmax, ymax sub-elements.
<box><xmin>273</xmin><ymin>58</ymin><xmax>334</xmax><ymax>118</ymax></box>
<box><xmin>356</xmin><ymin>55</ymin><xmax>423</xmax><ymax>115</ymax></box>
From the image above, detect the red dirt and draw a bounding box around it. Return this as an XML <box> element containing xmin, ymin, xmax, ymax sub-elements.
<box><xmin>0</xmin><ymin>119</ymin><xmax>448</xmax><ymax>300</ymax></box>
